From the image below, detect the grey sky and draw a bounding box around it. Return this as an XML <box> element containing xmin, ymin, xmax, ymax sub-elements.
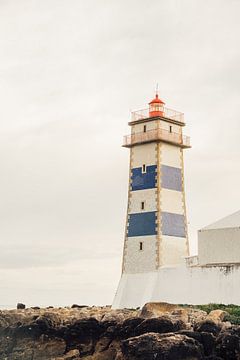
<box><xmin>0</xmin><ymin>0</ymin><xmax>240</xmax><ymax>307</ymax></box>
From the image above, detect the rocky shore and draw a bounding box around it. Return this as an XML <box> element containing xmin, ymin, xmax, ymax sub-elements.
<box><xmin>0</xmin><ymin>302</ymin><xmax>239</xmax><ymax>359</ymax></box>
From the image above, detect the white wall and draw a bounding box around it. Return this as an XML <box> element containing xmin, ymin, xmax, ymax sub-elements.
<box><xmin>159</xmin><ymin>120</ymin><xmax>181</xmax><ymax>134</ymax></box>
<box><xmin>160</xmin><ymin>143</ymin><xmax>182</xmax><ymax>168</ymax></box>
<box><xmin>158</xmin><ymin>142</ymin><xmax>188</xmax><ymax>267</ymax></box>
<box><xmin>123</xmin><ymin>141</ymin><xmax>158</xmax><ymax>274</ymax></box>
<box><xmin>198</xmin><ymin>227</ymin><xmax>240</xmax><ymax>265</ymax></box>
<box><xmin>132</xmin><ymin>143</ymin><xmax>157</xmax><ymax>168</ymax></box>
<box><xmin>124</xmin><ymin>236</ymin><xmax>157</xmax><ymax>273</ymax></box>
<box><xmin>132</xmin><ymin>120</ymin><xmax>157</xmax><ymax>134</ymax></box>
<box><xmin>160</xmin><ymin>236</ymin><xmax>187</xmax><ymax>266</ymax></box>
<box><xmin>112</xmin><ymin>265</ymin><xmax>240</xmax><ymax>309</ymax></box>
<box><xmin>160</xmin><ymin>188</ymin><xmax>184</xmax><ymax>214</ymax></box>
<box><xmin>129</xmin><ymin>189</ymin><xmax>156</xmax><ymax>213</ymax></box>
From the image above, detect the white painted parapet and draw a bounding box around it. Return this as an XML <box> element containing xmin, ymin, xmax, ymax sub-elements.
<box><xmin>112</xmin><ymin>264</ymin><xmax>240</xmax><ymax>309</ymax></box>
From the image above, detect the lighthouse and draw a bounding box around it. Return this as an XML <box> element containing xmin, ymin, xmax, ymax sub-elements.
<box><xmin>113</xmin><ymin>91</ymin><xmax>191</xmax><ymax>308</ymax></box>
<box><xmin>113</xmin><ymin>93</ymin><xmax>240</xmax><ymax>309</ymax></box>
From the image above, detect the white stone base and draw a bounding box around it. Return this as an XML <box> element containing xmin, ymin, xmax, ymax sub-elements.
<box><xmin>112</xmin><ymin>264</ymin><xmax>240</xmax><ymax>309</ymax></box>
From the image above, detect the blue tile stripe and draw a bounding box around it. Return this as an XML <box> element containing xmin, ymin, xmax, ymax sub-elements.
<box><xmin>162</xmin><ymin>212</ymin><xmax>186</xmax><ymax>238</ymax></box>
<box><xmin>127</xmin><ymin>211</ymin><xmax>157</xmax><ymax>237</ymax></box>
<box><xmin>131</xmin><ymin>165</ymin><xmax>157</xmax><ymax>191</ymax></box>
<box><xmin>161</xmin><ymin>165</ymin><xmax>182</xmax><ymax>192</ymax></box>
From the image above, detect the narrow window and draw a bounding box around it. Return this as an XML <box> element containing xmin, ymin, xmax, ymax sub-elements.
<box><xmin>143</xmin><ymin>125</ymin><xmax>147</xmax><ymax>132</ymax></box>
<box><xmin>139</xmin><ymin>242</ymin><xmax>143</xmax><ymax>251</ymax></box>
<box><xmin>142</xmin><ymin>164</ymin><xmax>146</xmax><ymax>173</ymax></box>
<box><xmin>169</xmin><ymin>125</ymin><xmax>172</xmax><ymax>133</ymax></box>
<box><xmin>141</xmin><ymin>201</ymin><xmax>145</xmax><ymax>210</ymax></box>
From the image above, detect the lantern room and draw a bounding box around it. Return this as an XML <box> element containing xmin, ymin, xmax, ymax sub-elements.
<box><xmin>149</xmin><ymin>94</ymin><xmax>165</xmax><ymax>117</ymax></box>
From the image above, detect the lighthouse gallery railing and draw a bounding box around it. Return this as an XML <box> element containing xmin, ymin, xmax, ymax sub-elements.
<box><xmin>131</xmin><ymin>107</ymin><xmax>184</xmax><ymax>123</ymax></box>
<box><xmin>123</xmin><ymin>128</ymin><xmax>191</xmax><ymax>148</ymax></box>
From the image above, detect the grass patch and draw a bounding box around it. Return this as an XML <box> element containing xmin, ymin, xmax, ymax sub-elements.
<box><xmin>194</xmin><ymin>304</ymin><xmax>240</xmax><ymax>325</ymax></box>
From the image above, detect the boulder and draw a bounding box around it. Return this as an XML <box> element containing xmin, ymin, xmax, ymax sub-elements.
<box><xmin>122</xmin><ymin>332</ymin><xmax>204</xmax><ymax>360</ymax></box>
<box><xmin>17</xmin><ymin>303</ymin><xmax>26</xmax><ymax>310</ymax></box>
<box><xmin>186</xmin><ymin>308</ymin><xmax>208</xmax><ymax>325</ymax></box>
<box><xmin>178</xmin><ymin>330</ymin><xmax>216</xmax><ymax>356</ymax></box>
<box><xmin>221</xmin><ymin>321</ymin><xmax>232</xmax><ymax>331</ymax></box>
<box><xmin>119</xmin><ymin>317</ymin><xmax>144</xmax><ymax>338</ymax></box>
<box><xmin>207</xmin><ymin>310</ymin><xmax>228</xmax><ymax>323</ymax></box>
<box><xmin>216</xmin><ymin>331</ymin><xmax>240</xmax><ymax>360</ymax></box>
<box><xmin>140</xmin><ymin>302</ymin><xmax>180</xmax><ymax>318</ymax></box>
<box><xmin>71</xmin><ymin>304</ymin><xmax>88</xmax><ymax>309</ymax></box>
<box><xmin>101</xmin><ymin>309</ymin><xmax>139</xmax><ymax>323</ymax></box>
<box><xmin>134</xmin><ymin>316</ymin><xmax>185</xmax><ymax>336</ymax></box>
<box><xmin>62</xmin><ymin>317</ymin><xmax>102</xmax><ymax>355</ymax></box>
<box><xmin>194</xmin><ymin>320</ymin><xmax>222</xmax><ymax>336</ymax></box>
<box><xmin>140</xmin><ymin>303</ymin><xmax>208</xmax><ymax>326</ymax></box>
<box><xmin>169</xmin><ymin>308</ymin><xmax>189</xmax><ymax>324</ymax></box>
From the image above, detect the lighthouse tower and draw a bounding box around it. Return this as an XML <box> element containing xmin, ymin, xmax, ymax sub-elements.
<box><xmin>113</xmin><ymin>92</ymin><xmax>191</xmax><ymax>308</ymax></box>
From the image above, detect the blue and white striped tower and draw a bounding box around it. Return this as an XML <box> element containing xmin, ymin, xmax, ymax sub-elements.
<box><xmin>113</xmin><ymin>92</ymin><xmax>191</xmax><ymax>308</ymax></box>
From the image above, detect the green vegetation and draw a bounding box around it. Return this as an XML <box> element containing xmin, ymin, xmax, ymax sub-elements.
<box><xmin>195</xmin><ymin>304</ymin><xmax>240</xmax><ymax>325</ymax></box>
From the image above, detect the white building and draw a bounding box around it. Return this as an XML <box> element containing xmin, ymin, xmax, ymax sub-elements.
<box><xmin>198</xmin><ymin>211</ymin><xmax>240</xmax><ymax>266</ymax></box>
<box><xmin>112</xmin><ymin>94</ymin><xmax>240</xmax><ymax>309</ymax></box>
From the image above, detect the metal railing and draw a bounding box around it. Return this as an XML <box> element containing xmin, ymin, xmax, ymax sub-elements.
<box><xmin>123</xmin><ymin>128</ymin><xmax>191</xmax><ymax>148</ymax></box>
<box><xmin>131</xmin><ymin>107</ymin><xmax>184</xmax><ymax>123</ymax></box>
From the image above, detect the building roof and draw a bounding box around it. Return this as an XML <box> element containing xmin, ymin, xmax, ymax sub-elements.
<box><xmin>149</xmin><ymin>94</ymin><xmax>165</xmax><ymax>105</ymax></box>
<box><xmin>202</xmin><ymin>210</ymin><xmax>240</xmax><ymax>230</ymax></box>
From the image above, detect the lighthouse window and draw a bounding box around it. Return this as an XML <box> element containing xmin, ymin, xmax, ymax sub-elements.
<box><xmin>139</xmin><ymin>242</ymin><xmax>143</xmax><ymax>251</ymax></box>
<box><xmin>141</xmin><ymin>201</ymin><xmax>145</xmax><ymax>210</ymax></box>
<box><xmin>169</xmin><ymin>125</ymin><xmax>172</xmax><ymax>133</ymax></box>
<box><xmin>143</xmin><ymin>125</ymin><xmax>147</xmax><ymax>132</ymax></box>
<box><xmin>142</xmin><ymin>164</ymin><xmax>146</xmax><ymax>173</ymax></box>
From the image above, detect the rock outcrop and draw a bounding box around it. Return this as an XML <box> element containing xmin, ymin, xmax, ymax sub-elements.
<box><xmin>0</xmin><ymin>303</ymin><xmax>239</xmax><ymax>359</ymax></box>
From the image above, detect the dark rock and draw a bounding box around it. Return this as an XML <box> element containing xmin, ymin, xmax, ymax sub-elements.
<box><xmin>174</xmin><ymin>319</ymin><xmax>187</xmax><ymax>331</ymax></box>
<box><xmin>99</xmin><ymin>317</ymin><xmax>144</xmax><ymax>343</ymax></box>
<box><xmin>35</xmin><ymin>315</ymin><xmax>55</xmax><ymax>333</ymax></box>
<box><xmin>230</xmin><ymin>325</ymin><xmax>240</xmax><ymax>337</ymax></box>
<box><xmin>134</xmin><ymin>316</ymin><xmax>184</xmax><ymax>336</ymax></box>
<box><xmin>63</xmin><ymin>317</ymin><xmax>102</xmax><ymax>355</ymax></box>
<box><xmin>0</xmin><ymin>336</ymin><xmax>14</xmax><ymax>358</ymax></box>
<box><xmin>71</xmin><ymin>304</ymin><xmax>88</xmax><ymax>309</ymax></box>
<box><xmin>121</xmin><ymin>332</ymin><xmax>204</xmax><ymax>360</ymax></box>
<box><xmin>216</xmin><ymin>331</ymin><xmax>240</xmax><ymax>360</ymax></box>
<box><xmin>101</xmin><ymin>319</ymin><xmax>118</xmax><ymax>331</ymax></box>
<box><xmin>17</xmin><ymin>303</ymin><xmax>26</xmax><ymax>310</ymax></box>
<box><xmin>102</xmin><ymin>323</ymin><xmax>122</xmax><ymax>339</ymax></box>
<box><xmin>13</xmin><ymin>323</ymin><xmax>45</xmax><ymax>339</ymax></box>
<box><xmin>95</xmin><ymin>336</ymin><xmax>113</xmax><ymax>352</ymax></box>
<box><xmin>179</xmin><ymin>330</ymin><xmax>216</xmax><ymax>356</ymax></box>
<box><xmin>194</xmin><ymin>320</ymin><xmax>222</xmax><ymax>336</ymax></box>
<box><xmin>31</xmin><ymin>306</ymin><xmax>40</xmax><ymax>310</ymax></box>
<box><xmin>119</xmin><ymin>317</ymin><xmax>144</xmax><ymax>338</ymax></box>
<box><xmin>0</xmin><ymin>305</ymin><xmax>237</xmax><ymax>360</ymax></box>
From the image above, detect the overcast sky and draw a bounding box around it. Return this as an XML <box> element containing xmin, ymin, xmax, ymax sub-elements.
<box><xmin>0</xmin><ymin>0</ymin><xmax>240</xmax><ymax>308</ymax></box>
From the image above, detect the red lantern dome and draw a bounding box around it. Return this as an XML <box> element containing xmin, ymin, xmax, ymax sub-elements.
<box><xmin>149</xmin><ymin>93</ymin><xmax>165</xmax><ymax>118</ymax></box>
